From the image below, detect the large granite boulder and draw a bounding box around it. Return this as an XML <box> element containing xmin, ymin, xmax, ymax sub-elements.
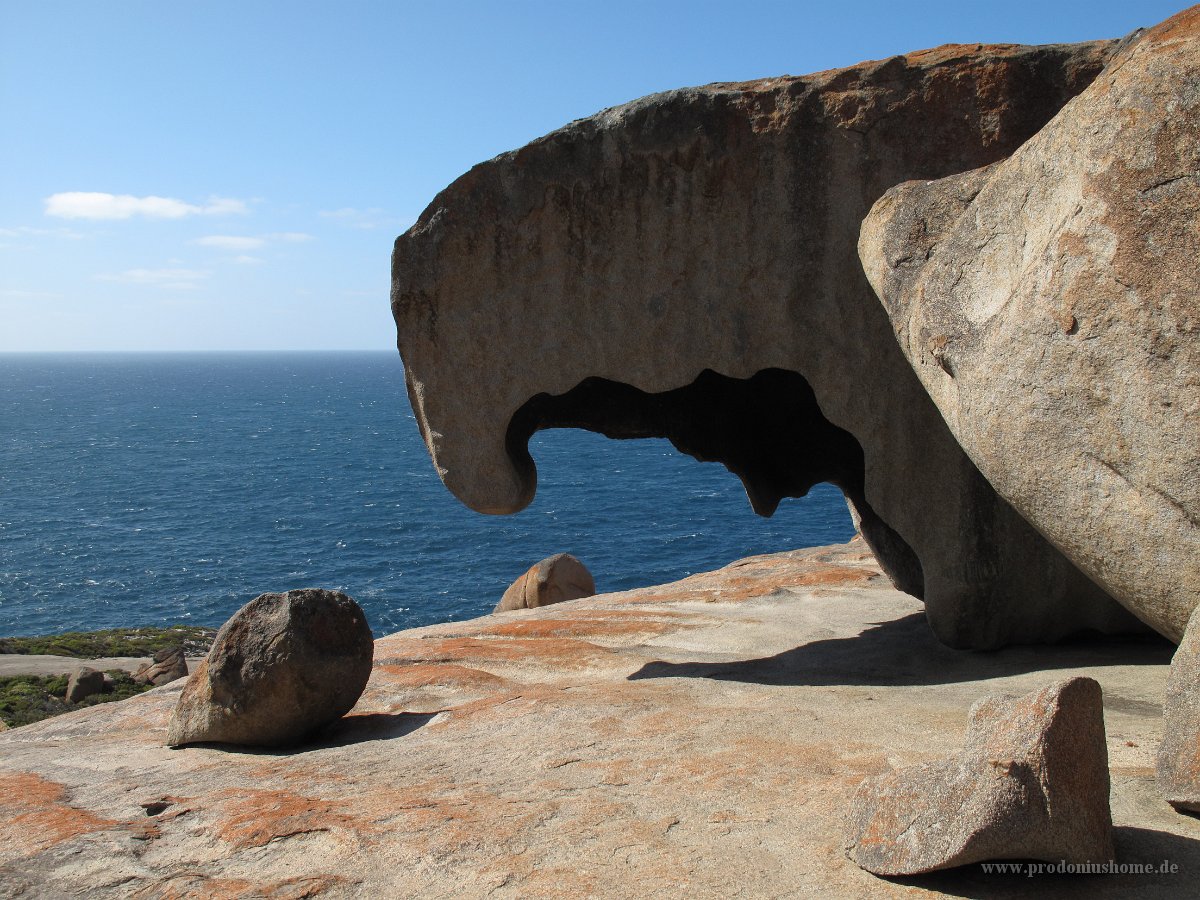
<box><xmin>859</xmin><ymin>8</ymin><xmax>1200</xmax><ymax>641</ymax></box>
<box><xmin>495</xmin><ymin>553</ymin><xmax>596</xmax><ymax>612</ymax></box>
<box><xmin>167</xmin><ymin>589</ymin><xmax>374</xmax><ymax>748</ymax></box>
<box><xmin>845</xmin><ymin>676</ymin><xmax>1113</xmax><ymax>875</ymax></box>
<box><xmin>392</xmin><ymin>38</ymin><xmax>1140</xmax><ymax>649</ymax></box>
<box><xmin>1158</xmin><ymin>604</ymin><xmax>1200</xmax><ymax>812</ymax></box>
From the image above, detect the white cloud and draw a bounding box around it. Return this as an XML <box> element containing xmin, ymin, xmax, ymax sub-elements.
<box><xmin>45</xmin><ymin>192</ymin><xmax>248</xmax><ymax>220</ymax></box>
<box><xmin>232</xmin><ymin>255</ymin><xmax>263</xmax><ymax>265</ymax></box>
<box><xmin>192</xmin><ymin>232</ymin><xmax>314</xmax><ymax>255</ymax></box>
<box><xmin>95</xmin><ymin>267</ymin><xmax>210</xmax><ymax>289</ymax></box>
<box><xmin>199</xmin><ymin>197</ymin><xmax>248</xmax><ymax>216</ymax></box>
<box><xmin>193</xmin><ymin>235</ymin><xmax>264</xmax><ymax>251</ymax></box>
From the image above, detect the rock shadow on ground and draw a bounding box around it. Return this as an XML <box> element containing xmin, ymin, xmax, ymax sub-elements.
<box><xmin>628</xmin><ymin>613</ymin><xmax>1173</xmax><ymax>687</ymax></box>
<box><xmin>167</xmin><ymin>711</ymin><xmax>440</xmax><ymax>755</ymax></box>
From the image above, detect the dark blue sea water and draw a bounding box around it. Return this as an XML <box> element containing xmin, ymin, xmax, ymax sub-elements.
<box><xmin>0</xmin><ymin>352</ymin><xmax>855</xmax><ymax>638</ymax></box>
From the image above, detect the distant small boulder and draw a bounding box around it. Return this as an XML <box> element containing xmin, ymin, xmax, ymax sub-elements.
<box><xmin>65</xmin><ymin>667</ymin><xmax>105</xmax><ymax>703</ymax></box>
<box><xmin>167</xmin><ymin>588</ymin><xmax>374</xmax><ymax>748</ymax></box>
<box><xmin>495</xmin><ymin>554</ymin><xmax>596</xmax><ymax>613</ymax></box>
<box><xmin>134</xmin><ymin>646</ymin><xmax>188</xmax><ymax>686</ymax></box>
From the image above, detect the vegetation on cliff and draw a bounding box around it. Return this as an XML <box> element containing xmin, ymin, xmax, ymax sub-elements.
<box><xmin>0</xmin><ymin>625</ymin><xmax>215</xmax><ymax>659</ymax></box>
<box><xmin>0</xmin><ymin>671</ymin><xmax>154</xmax><ymax>728</ymax></box>
<box><xmin>0</xmin><ymin>626</ymin><xmax>217</xmax><ymax>727</ymax></box>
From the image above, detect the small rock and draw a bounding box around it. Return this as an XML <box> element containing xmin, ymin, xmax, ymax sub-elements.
<box><xmin>1158</xmin><ymin>604</ymin><xmax>1200</xmax><ymax>813</ymax></box>
<box><xmin>167</xmin><ymin>588</ymin><xmax>374</xmax><ymax>748</ymax></box>
<box><xmin>133</xmin><ymin>646</ymin><xmax>188</xmax><ymax>686</ymax></box>
<box><xmin>844</xmin><ymin>676</ymin><xmax>1113</xmax><ymax>875</ymax></box>
<box><xmin>65</xmin><ymin>667</ymin><xmax>106</xmax><ymax>703</ymax></box>
<box><xmin>495</xmin><ymin>554</ymin><xmax>596</xmax><ymax>613</ymax></box>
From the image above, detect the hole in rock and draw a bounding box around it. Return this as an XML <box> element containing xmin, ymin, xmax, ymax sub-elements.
<box><xmin>506</xmin><ymin>368</ymin><xmax>923</xmax><ymax>597</ymax></box>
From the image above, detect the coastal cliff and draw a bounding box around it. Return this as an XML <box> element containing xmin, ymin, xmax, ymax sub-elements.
<box><xmin>0</xmin><ymin>540</ymin><xmax>1194</xmax><ymax>897</ymax></box>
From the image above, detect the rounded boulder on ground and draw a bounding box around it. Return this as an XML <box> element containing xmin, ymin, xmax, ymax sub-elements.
<box><xmin>495</xmin><ymin>554</ymin><xmax>596</xmax><ymax>613</ymax></box>
<box><xmin>167</xmin><ymin>588</ymin><xmax>374</xmax><ymax>748</ymax></box>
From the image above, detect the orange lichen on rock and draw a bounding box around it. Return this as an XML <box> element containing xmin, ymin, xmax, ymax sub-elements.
<box><xmin>484</xmin><ymin>612</ymin><xmax>693</xmax><ymax>641</ymax></box>
<box><xmin>1146</xmin><ymin>3</ymin><xmax>1200</xmax><ymax>42</ymax></box>
<box><xmin>379</xmin><ymin>635</ymin><xmax>618</xmax><ymax>671</ymax></box>
<box><xmin>214</xmin><ymin>787</ymin><xmax>375</xmax><ymax>850</ymax></box>
<box><xmin>129</xmin><ymin>874</ymin><xmax>349</xmax><ymax>900</ymax></box>
<box><xmin>372</xmin><ymin>661</ymin><xmax>510</xmax><ymax>689</ymax></box>
<box><xmin>903</xmin><ymin>42</ymin><xmax>1026</xmax><ymax>66</ymax></box>
<box><xmin>0</xmin><ymin>772</ymin><xmax>126</xmax><ymax>856</ymax></box>
<box><xmin>635</xmin><ymin>559</ymin><xmax>878</xmax><ymax>606</ymax></box>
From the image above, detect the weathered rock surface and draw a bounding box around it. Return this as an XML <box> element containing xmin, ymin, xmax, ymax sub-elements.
<box><xmin>167</xmin><ymin>589</ymin><xmax>374</xmax><ymax>748</ymax></box>
<box><xmin>495</xmin><ymin>553</ymin><xmax>596</xmax><ymax>612</ymax></box>
<box><xmin>846</xmin><ymin>677</ymin><xmax>1113</xmax><ymax>875</ymax></box>
<box><xmin>65</xmin><ymin>667</ymin><xmax>105</xmax><ymax>703</ymax></box>
<box><xmin>859</xmin><ymin>8</ymin><xmax>1200</xmax><ymax>641</ymax></box>
<box><xmin>0</xmin><ymin>541</ymin><xmax>1192</xmax><ymax>897</ymax></box>
<box><xmin>392</xmin><ymin>38</ymin><xmax>1141</xmax><ymax>649</ymax></box>
<box><xmin>133</xmin><ymin>645</ymin><xmax>188</xmax><ymax>687</ymax></box>
<box><xmin>1158</xmin><ymin>604</ymin><xmax>1200</xmax><ymax>812</ymax></box>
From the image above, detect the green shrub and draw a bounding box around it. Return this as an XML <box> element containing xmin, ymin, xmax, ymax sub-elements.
<box><xmin>0</xmin><ymin>670</ymin><xmax>156</xmax><ymax>728</ymax></box>
<box><xmin>0</xmin><ymin>625</ymin><xmax>215</xmax><ymax>659</ymax></box>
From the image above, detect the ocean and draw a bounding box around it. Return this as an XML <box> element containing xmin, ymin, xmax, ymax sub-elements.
<box><xmin>0</xmin><ymin>352</ymin><xmax>855</xmax><ymax>638</ymax></box>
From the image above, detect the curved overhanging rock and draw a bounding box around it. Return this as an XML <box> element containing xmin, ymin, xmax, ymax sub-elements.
<box><xmin>859</xmin><ymin>9</ymin><xmax>1200</xmax><ymax>641</ymax></box>
<box><xmin>392</xmin><ymin>39</ymin><xmax>1141</xmax><ymax>649</ymax></box>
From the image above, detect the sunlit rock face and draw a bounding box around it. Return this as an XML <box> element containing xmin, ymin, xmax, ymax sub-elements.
<box><xmin>860</xmin><ymin>10</ymin><xmax>1200</xmax><ymax>641</ymax></box>
<box><xmin>392</xmin><ymin>39</ymin><xmax>1141</xmax><ymax>649</ymax></box>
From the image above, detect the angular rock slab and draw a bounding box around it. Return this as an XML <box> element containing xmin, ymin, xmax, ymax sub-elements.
<box><xmin>393</xmin><ymin>37</ymin><xmax>1140</xmax><ymax>649</ymax></box>
<box><xmin>495</xmin><ymin>553</ymin><xmax>596</xmax><ymax>612</ymax></box>
<box><xmin>167</xmin><ymin>589</ymin><xmax>374</xmax><ymax>748</ymax></box>
<box><xmin>845</xmin><ymin>677</ymin><xmax>1113</xmax><ymax>875</ymax></box>
<box><xmin>65</xmin><ymin>667</ymin><xmax>104</xmax><ymax>704</ymax></box>
<box><xmin>1159</xmin><ymin>603</ymin><xmax>1200</xmax><ymax>812</ymax></box>
<box><xmin>859</xmin><ymin>7</ymin><xmax>1200</xmax><ymax>641</ymax></box>
<box><xmin>134</xmin><ymin>645</ymin><xmax>188</xmax><ymax>686</ymax></box>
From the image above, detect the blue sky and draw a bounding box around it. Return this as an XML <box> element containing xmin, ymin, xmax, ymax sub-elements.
<box><xmin>0</xmin><ymin>0</ymin><xmax>1184</xmax><ymax>352</ymax></box>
